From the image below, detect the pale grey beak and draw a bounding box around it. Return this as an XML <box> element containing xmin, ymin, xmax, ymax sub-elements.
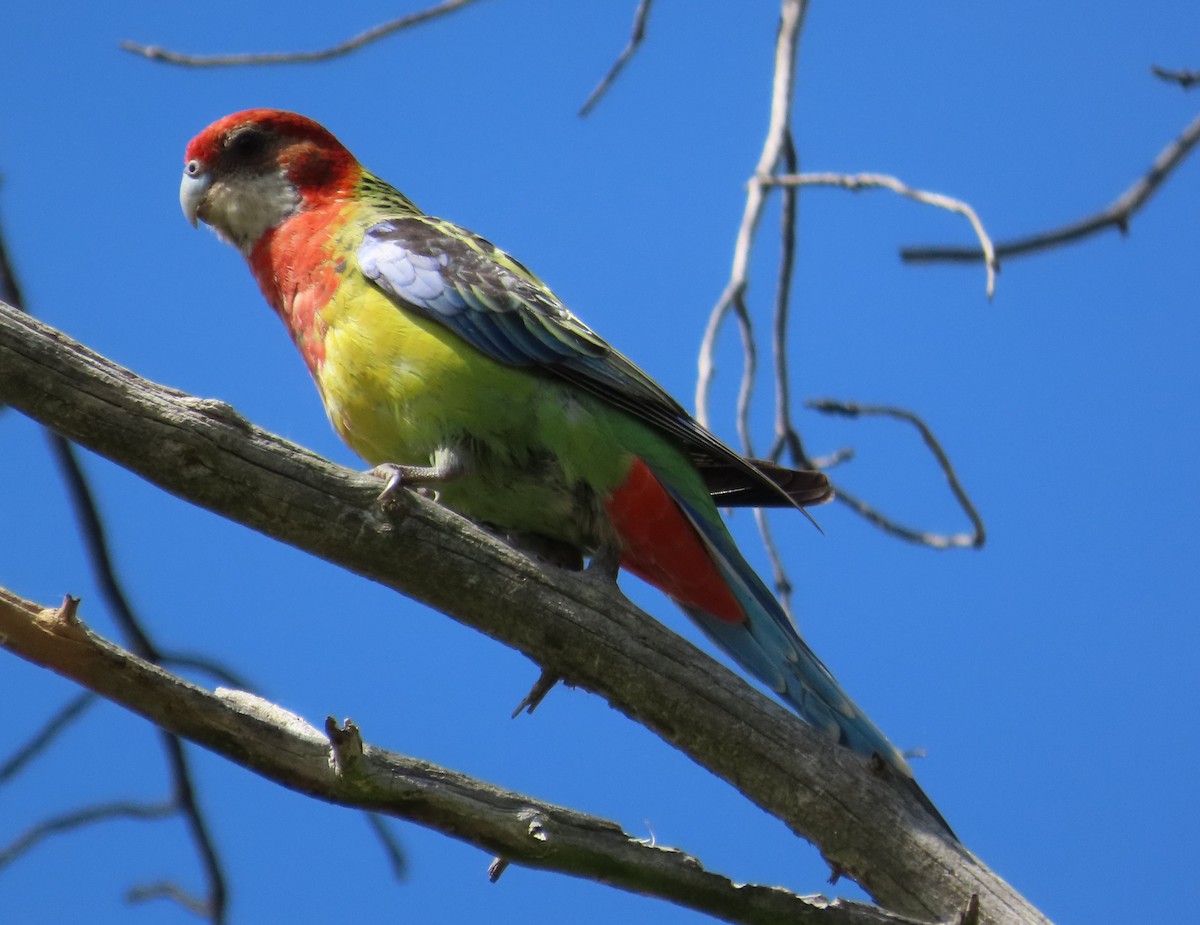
<box><xmin>180</xmin><ymin>170</ymin><xmax>211</xmax><ymax>228</ymax></box>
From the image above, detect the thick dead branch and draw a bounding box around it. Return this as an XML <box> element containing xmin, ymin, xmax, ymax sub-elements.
<box><xmin>120</xmin><ymin>0</ymin><xmax>480</xmax><ymax>67</ymax></box>
<box><xmin>901</xmin><ymin>110</ymin><xmax>1200</xmax><ymax>264</ymax></box>
<box><xmin>0</xmin><ymin>302</ymin><xmax>1048</xmax><ymax>924</ymax></box>
<box><xmin>0</xmin><ymin>588</ymin><xmax>936</xmax><ymax>925</ymax></box>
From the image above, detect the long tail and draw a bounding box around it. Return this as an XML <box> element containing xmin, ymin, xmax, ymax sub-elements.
<box><xmin>607</xmin><ymin>458</ymin><xmax>953</xmax><ymax>833</ymax></box>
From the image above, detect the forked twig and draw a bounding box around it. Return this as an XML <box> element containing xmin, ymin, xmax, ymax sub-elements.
<box><xmin>769</xmin><ymin>172</ymin><xmax>997</xmax><ymax>298</ymax></box>
<box><xmin>121</xmin><ymin>0</ymin><xmax>480</xmax><ymax>67</ymax></box>
<box><xmin>807</xmin><ymin>399</ymin><xmax>985</xmax><ymax>550</ymax></box>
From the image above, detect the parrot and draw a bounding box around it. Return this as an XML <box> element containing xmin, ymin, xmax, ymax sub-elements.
<box><xmin>179</xmin><ymin>109</ymin><xmax>942</xmax><ymax>823</ymax></box>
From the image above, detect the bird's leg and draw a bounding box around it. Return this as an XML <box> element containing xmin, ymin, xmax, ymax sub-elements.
<box><xmin>586</xmin><ymin>538</ymin><xmax>623</xmax><ymax>583</ymax></box>
<box><xmin>370</xmin><ymin>446</ymin><xmax>467</xmax><ymax>503</ymax></box>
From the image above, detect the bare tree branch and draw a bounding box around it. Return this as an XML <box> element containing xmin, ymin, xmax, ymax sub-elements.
<box><xmin>0</xmin><ymin>588</ymin><xmax>945</xmax><ymax>925</ymax></box>
<box><xmin>752</xmin><ymin>131</ymin><xmax>802</xmax><ymax>614</ymax></box>
<box><xmin>901</xmin><ymin>110</ymin><xmax>1200</xmax><ymax>265</ymax></box>
<box><xmin>126</xmin><ymin>882</ymin><xmax>212</xmax><ymax>918</ymax></box>
<box><xmin>365</xmin><ymin>814</ymin><xmax>408</xmax><ymax>881</ymax></box>
<box><xmin>697</xmin><ymin>0</ymin><xmax>808</xmax><ymax>428</ymax></box>
<box><xmin>579</xmin><ymin>0</ymin><xmax>654</xmax><ymax>117</ymax></box>
<box><xmin>0</xmin><ymin>798</ymin><xmax>175</xmax><ymax>871</ymax></box>
<box><xmin>0</xmin><ymin>692</ymin><xmax>96</xmax><ymax>784</ymax></box>
<box><xmin>1151</xmin><ymin>65</ymin><xmax>1200</xmax><ymax>90</ymax></box>
<box><xmin>0</xmin><ymin>218</ymin><xmax>230</xmax><ymax>924</ymax></box>
<box><xmin>807</xmin><ymin>400</ymin><xmax>985</xmax><ymax>551</ymax></box>
<box><xmin>120</xmin><ymin>0</ymin><xmax>480</xmax><ymax>67</ymax></box>
<box><xmin>768</xmin><ymin>173</ymin><xmax>997</xmax><ymax>298</ymax></box>
<box><xmin>0</xmin><ymin>301</ymin><xmax>1050</xmax><ymax>925</ymax></box>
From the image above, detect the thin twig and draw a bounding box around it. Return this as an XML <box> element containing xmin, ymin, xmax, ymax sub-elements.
<box><xmin>579</xmin><ymin>0</ymin><xmax>654</xmax><ymax>117</ymax></box>
<box><xmin>770</xmin><ymin>172</ymin><xmax>997</xmax><ymax>298</ymax></box>
<box><xmin>45</xmin><ymin>434</ymin><xmax>161</xmax><ymax>658</ymax></box>
<box><xmin>162</xmin><ymin>732</ymin><xmax>226</xmax><ymax>923</ymax></box>
<box><xmin>902</xmin><ymin>110</ymin><xmax>1200</xmax><ymax>265</ymax></box>
<box><xmin>120</xmin><ymin>0</ymin><xmax>480</xmax><ymax>67</ymax></box>
<box><xmin>365</xmin><ymin>814</ymin><xmax>408</xmax><ymax>880</ymax></box>
<box><xmin>697</xmin><ymin>0</ymin><xmax>808</xmax><ymax>427</ymax></box>
<box><xmin>807</xmin><ymin>399</ymin><xmax>985</xmax><ymax>550</ymax></box>
<box><xmin>162</xmin><ymin>653</ymin><xmax>255</xmax><ymax>691</ymax></box>
<box><xmin>732</xmin><ymin>299</ymin><xmax>758</xmax><ymax>458</ymax></box>
<box><xmin>754</xmin><ymin>131</ymin><xmax>802</xmax><ymax>614</ymax></box>
<box><xmin>768</xmin><ymin>133</ymin><xmax>808</xmax><ymax>465</ymax></box>
<box><xmin>1151</xmin><ymin>65</ymin><xmax>1200</xmax><ymax>90</ymax></box>
<box><xmin>0</xmin><ymin>211</ymin><xmax>22</xmax><ymax>312</ymax></box>
<box><xmin>126</xmin><ymin>882</ymin><xmax>212</xmax><ymax>918</ymax></box>
<box><xmin>0</xmin><ymin>800</ymin><xmax>175</xmax><ymax>870</ymax></box>
<box><xmin>0</xmin><ymin>692</ymin><xmax>96</xmax><ymax>784</ymax></box>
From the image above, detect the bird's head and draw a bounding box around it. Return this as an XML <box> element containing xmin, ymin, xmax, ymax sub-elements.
<box><xmin>180</xmin><ymin>109</ymin><xmax>359</xmax><ymax>253</ymax></box>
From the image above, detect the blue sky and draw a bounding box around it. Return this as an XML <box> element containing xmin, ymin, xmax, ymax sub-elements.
<box><xmin>2</xmin><ymin>2</ymin><xmax>1198</xmax><ymax>922</ymax></box>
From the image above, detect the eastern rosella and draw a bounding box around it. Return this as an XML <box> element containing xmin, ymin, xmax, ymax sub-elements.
<box><xmin>180</xmin><ymin>109</ymin><xmax>932</xmax><ymax>805</ymax></box>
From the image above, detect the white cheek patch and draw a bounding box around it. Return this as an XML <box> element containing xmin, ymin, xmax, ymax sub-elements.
<box><xmin>206</xmin><ymin>168</ymin><xmax>301</xmax><ymax>253</ymax></box>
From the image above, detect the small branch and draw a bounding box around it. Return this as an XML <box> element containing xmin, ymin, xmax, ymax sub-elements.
<box><xmin>902</xmin><ymin>110</ymin><xmax>1200</xmax><ymax>265</ymax></box>
<box><xmin>807</xmin><ymin>400</ymin><xmax>985</xmax><ymax>550</ymax></box>
<box><xmin>161</xmin><ymin>653</ymin><xmax>255</xmax><ymax>691</ymax></box>
<box><xmin>512</xmin><ymin>668</ymin><xmax>562</xmax><ymax>717</ymax></box>
<box><xmin>126</xmin><ymin>882</ymin><xmax>211</xmax><ymax>918</ymax></box>
<box><xmin>0</xmin><ymin>692</ymin><xmax>95</xmax><ymax>784</ymax></box>
<box><xmin>579</xmin><ymin>0</ymin><xmax>654</xmax><ymax>117</ymax></box>
<box><xmin>732</xmin><ymin>298</ymin><xmax>759</xmax><ymax>457</ymax></box>
<box><xmin>120</xmin><ymin>0</ymin><xmax>480</xmax><ymax>67</ymax></box>
<box><xmin>1151</xmin><ymin>65</ymin><xmax>1200</xmax><ymax>90</ymax></box>
<box><xmin>0</xmin><ymin>799</ymin><xmax>175</xmax><ymax>870</ymax></box>
<box><xmin>46</xmin><ymin>433</ymin><xmax>161</xmax><ymax>658</ymax></box>
<box><xmin>697</xmin><ymin>0</ymin><xmax>808</xmax><ymax>427</ymax></box>
<box><xmin>770</xmin><ymin>172</ymin><xmax>996</xmax><ymax>299</ymax></box>
<box><xmin>0</xmin><ymin>210</ymin><xmax>23</xmax><ymax>314</ymax></box>
<box><xmin>0</xmin><ymin>588</ymin><xmax>935</xmax><ymax>925</ymax></box>
<box><xmin>162</xmin><ymin>732</ymin><xmax>226</xmax><ymax>923</ymax></box>
<box><xmin>755</xmin><ymin>132</ymin><xmax>801</xmax><ymax>614</ymax></box>
<box><xmin>768</xmin><ymin>132</ymin><xmax>806</xmax><ymax>463</ymax></box>
<box><xmin>365</xmin><ymin>814</ymin><xmax>408</xmax><ymax>880</ymax></box>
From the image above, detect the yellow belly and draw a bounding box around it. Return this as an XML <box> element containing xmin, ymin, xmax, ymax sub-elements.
<box><xmin>311</xmin><ymin>277</ymin><xmax>628</xmax><ymax>550</ymax></box>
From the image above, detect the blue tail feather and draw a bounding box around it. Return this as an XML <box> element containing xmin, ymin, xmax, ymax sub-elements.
<box><xmin>666</xmin><ymin>488</ymin><xmax>913</xmax><ymax>775</ymax></box>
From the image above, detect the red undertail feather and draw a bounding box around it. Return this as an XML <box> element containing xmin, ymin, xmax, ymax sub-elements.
<box><xmin>605</xmin><ymin>459</ymin><xmax>745</xmax><ymax>625</ymax></box>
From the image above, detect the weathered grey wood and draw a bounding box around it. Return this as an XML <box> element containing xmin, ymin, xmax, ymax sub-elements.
<box><xmin>0</xmin><ymin>301</ymin><xmax>1049</xmax><ymax>925</ymax></box>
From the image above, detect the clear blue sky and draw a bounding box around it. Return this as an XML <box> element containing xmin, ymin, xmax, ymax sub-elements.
<box><xmin>2</xmin><ymin>2</ymin><xmax>1198</xmax><ymax>922</ymax></box>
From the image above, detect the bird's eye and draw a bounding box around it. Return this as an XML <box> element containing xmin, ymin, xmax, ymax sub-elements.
<box><xmin>185</xmin><ymin>159</ymin><xmax>202</xmax><ymax>176</ymax></box>
<box><xmin>226</xmin><ymin>128</ymin><xmax>267</xmax><ymax>160</ymax></box>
